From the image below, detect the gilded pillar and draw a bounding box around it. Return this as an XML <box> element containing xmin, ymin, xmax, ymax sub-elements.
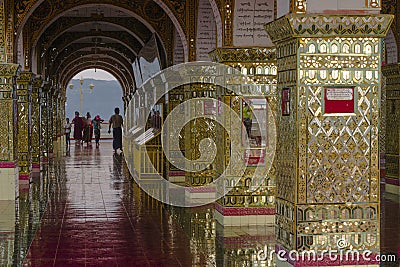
<box><xmin>186</xmin><ymin>0</ymin><xmax>197</xmax><ymax>61</ymax></box>
<box><xmin>0</xmin><ymin>0</ymin><xmax>8</xmax><ymax>62</ymax></box>
<box><xmin>53</xmin><ymin>92</ymin><xmax>62</xmax><ymax>155</ymax></box>
<box><xmin>265</xmin><ymin>14</ymin><xmax>392</xmax><ymax>264</ymax></box>
<box><xmin>60</xmin><ymin>94</ymin><xmax>66</xmax><ymax>147</ymax></box>
<box><xmin>183</xmin><ymin>82</ymin><xmax>218</xmax><ymax>196</ymax></box>
<box><xmin>16</xmin><ymin>72</ymin><xmax>34</xmax><ymax>183</ymax></box>
<box><xmin>54</xmin><ymin>93</ymin><xmax>60</xmax><ymax>141</ymax></box>
<box><xmin>47</xmin><ymin>89</ymin><xmax>54</xmax><ymax>156</ymax></box>
<box><xmin>55</xmin><ymin>94</ymin><xmax>61</xmax><ymax>145</ymax></box>
<box><xmin>40</xmin><ymin>85</ymin><xmax>49</xmax><ymax>162</ymax></box>
<box><xmin>166</xmin><ymin>85</ymin><xmax>185</xmax><ymax>182</ymax></box>
<box><xmin>0</xmin><ymin>63</ymin><xmax>20</xmax><ymax>200</ymax></box>
<box><xmin>209</xmin><ymin>48</ymin><xmax>277</xmax><ymax>226</ymax></box>
<box><xmin>382</xmin><ymin>64</ymin><xmax>400</xmax><ymax>195</ymax></box>
<box><xmin>4</xmin><ymin>0</ymin><xmax>14</xmax><ymax>63</ymax></box>
<box><xmin>31</xmin><ymin>77</ymin><xmax>43</xmax><ymax>172</ymax></box>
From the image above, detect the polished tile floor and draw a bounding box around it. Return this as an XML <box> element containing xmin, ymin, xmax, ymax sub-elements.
<box><xmin>0</xmin><ymin>143</ymin><xmax>398</xmax><ymax>266</ymax></box>
<box><xmin>23</xmin><ymin>144</ymin><xmax>196</xmax><ymax>267</ymax></box>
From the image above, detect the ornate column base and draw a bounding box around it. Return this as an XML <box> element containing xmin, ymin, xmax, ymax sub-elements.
<box><xmin>214</xmin><ymin>203</ymin><xmax>274</xmax><ymax>226</ymax></box>
<box><xmin>386</xmin><ymin>181</ymin><xmax>400</xmax><ymax>195</ymax></box>
<box><xmin>184</xmin><ymin>186</ymin><xmax>216</xmax><ymax>201</ymax></box>
<box><xmin>32</xmin><ymin>165</ymin><xmax>40</xmax><ymax>174</ymax></box>
<box><xmin>0</xmin><ymin>162</ymin><xmax>18</xmax><ymax>200</ymax></box>
<box><xmin>19</xmin><ymin>174</ymin><xmax>30</xmax><ymax>184</ymax></box>
<box><xmin>216</xmin><ymin>222</ymin><xmax>275</xmax><ymax>266</ymax></box>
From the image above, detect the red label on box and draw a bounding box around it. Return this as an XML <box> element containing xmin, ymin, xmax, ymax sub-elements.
<box><xmin>324</xmin><ymin>87</ymin><xmax>354</xmax><ymax>114</ymax></box>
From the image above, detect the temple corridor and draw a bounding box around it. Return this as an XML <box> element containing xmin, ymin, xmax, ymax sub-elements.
<box><xmin>0</xmin><ymin>143</ymin><xmax>397</xmax><ymax>266</ymax></box>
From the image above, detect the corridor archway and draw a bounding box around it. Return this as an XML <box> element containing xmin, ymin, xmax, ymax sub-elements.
<box><xmin>66</xmin><ymin>69</ymin><xmax>123</xmax><ymax>122</ymax></box>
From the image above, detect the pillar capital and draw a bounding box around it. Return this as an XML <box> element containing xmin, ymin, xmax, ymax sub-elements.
<box><xmin>42</xmin><ymin>83</ymin><xmax>51</xmax><ymax>93</ymax></box>
<box><xmin>32</xmin><ymin>76</ymin><xmax>44</xmax><ymax>90</ymax></box>
<box><xmin>382</xmin><ymin>63</ymin><xmax>400</xmax><ymax>89</ymax></box>
<box><xmin>0</xmin><ymin>63</ymin><xmax>20</xmax><ymax>77</ymax></box>
<box><xmin>16</xmin><ymin>71</ymin><xmax>35</xmax><ymax>84</ymax></box>
<box><xmin>265</xmin><ymin>14</ymin><xmax>393</xmax><ymax>43</ymax></box>
<box><xmin>209</xmin><ymin>48</ymin><xmax>276</xmax><ymax>64</ymax></box>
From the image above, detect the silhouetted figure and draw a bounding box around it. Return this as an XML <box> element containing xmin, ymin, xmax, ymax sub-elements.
<box><xmin>153</xmin><ymin>110</ymin><xmax>162</xmax><ymax>131</ymax></box>
<box><xmin>108</xmin><ymin>107</ymin><xmax>124</xmax><ymax>154</ymax></box>
<box><xmin>72</xmin><ymin>111</ymin><xmax>84</xmax><ymax>146</ymax></box>
<box><xmin>64</xmin><ymin>118</ymin><xmax>72</xmax><ymax>149</ymax></box>
<box><xmin>93</xmin><ymin>115</ymin><xmax>104</xmax><ymax>148</ymax></box>
<box><xmin>243</xmin><ymin>102</ymin><xmax>253</xmax><ymax>138</ymax></box>
<box><xmin>83</xmin><ymin>112</ymin><xmax>93</xmax><ymax>147</ymax></box>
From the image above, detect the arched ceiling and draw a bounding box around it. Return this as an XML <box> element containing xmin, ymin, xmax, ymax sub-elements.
<box><xmin>15</xmin><ymin>0</ymin><xmax>191</xmax><ymax>97</ymax></box>
<box><xmin>61</xmin><ymin>60</ymin><xmax>133</xmax><ymax>94</ymax></box>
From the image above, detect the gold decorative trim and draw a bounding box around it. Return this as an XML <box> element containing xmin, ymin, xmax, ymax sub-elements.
<box><xmin>382</xmin><ymin>63</ymin><xmax>400</xmax><ymax>77</ymax></box>
<box><xmin>0</xmin><ymin>1</ymin><xmax>5</xmax><ymax>63</ymax></box>
<box><xmin>209</xmin><ymin>48</ymin><xmax>276</xmax><ymax>63</ymax></box>
<box><xmin>16</xmin><ymin>71</ymin><xmax>35</xmax><ymax>83</ymax></box>
<box><xmin>265</xmin><ymin>14</ymin><xmax>394</xmax><ymax>43</ymax></box>
<box><xmin>0</xmin><ymin>63</ymin><xmax>20</xmax><ymax>77</ymax></box>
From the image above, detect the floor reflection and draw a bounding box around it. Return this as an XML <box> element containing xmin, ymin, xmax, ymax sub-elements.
<box><xmin>0</xmin><ymin>143</ymin><xmax>398</xmax><ymax>266</ymax></box>
<box><xmin>0</xmin><ymin>159</ymin><xmax>58</xmax><ymax>266</ymax></box>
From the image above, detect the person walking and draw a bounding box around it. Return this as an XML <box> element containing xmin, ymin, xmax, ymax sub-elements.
<box><xmin>243</xmin><ymin>102</ymin><xmax>253</xmax><ymax>138</ymax></box>
<box><xmin>72</xmin><ymin>111</ymin><xmax>84</xmax><ymax>146</ymax></box>
<box><xmin>93</xmin><ymin>115</ymin><xmax>104</xmax><ymax>148</ymax></box>
<box><xmin>108</xmin><ymin>107</ymin><xmax>123</xmax><ymax>154</ymax></box>
<box><xmin>83</xmin><ymin>112</ymin><xmax>93</xmax><ymax>147</ymax></box>
<box><xmin>64</xmin><ymin>118</ymin><xmax>72</xmax><ymax>149</ymax></box>
<box><xmin>153</xmin><ymin>110</ymin><xmax>162</xmax><ymax>131</ymax></box>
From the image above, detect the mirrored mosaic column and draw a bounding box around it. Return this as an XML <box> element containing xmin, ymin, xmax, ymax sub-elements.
<box><xmin>47</xmin><ymin>90</ymin><xmax>54</xmax><ymax>156</ymax></box>
<box><xmin>53</xmin><ymin>93</ymin><xmax>64</xmax><ymax>155</ymax></box>
<box><xmin>209</xmin><ymin>48</ymin><xmax>278</xmax><ymax>226</ymax></box>
<box><xmin>0</xmin><ymin>64</ymin><xmax>20</xmax><ymax>200</ymax></box>
<box><xmin>166</xmin><ymin>85</ymin><xmax>185</xmax><ymax>183</ymax></box>
<box><xmin>31</xmin><ymin>77</ymin><xmax>42</xmax><ymax>173</ymax></box>
<box><xmin>59</xmin><ymin>94</ymin><xmax>66</xmax><ymax>152</ymax></box>
<box><xmin>40</xmin><ymin>85</ymin><xmax>49</xmax><ymax>164</ymax></box>
<box><xmin>265</xmin><ymin>14</ymin><xmax>392</xmax><ymax>265</ymax></box>
<box><xmin>56</xmin><ymin>93</ymin><xmax>64</xmax><ymax>155</ymax></box>
<box><xmin>382</xmin><ymin>64</ymin><xmax>400</xmax><ymax>195</ymax></box>
<box><xmin>16</xmin><ymin>72</ymin><xmax>34</xmax><ymax>183</ymax></box>
<box><xmin>182</xmin><ymin>83</ymin><xmax>218</xmax><ymax>200</ymax></box>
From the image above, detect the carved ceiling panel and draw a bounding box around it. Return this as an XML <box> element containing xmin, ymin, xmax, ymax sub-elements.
<box><xmin>37</xmin><ymin>16</ymin><xmax>152</xmax><ymax>50</ymax></box>
<box><xmin>52</xmin><ymin>43</ymin><xmax>135</xmax><ymax>66</ymax></box>
<box><xmin>55</xmin><ymin>51</ymin><xmax>134</xmax><ymax>80</ymax></box>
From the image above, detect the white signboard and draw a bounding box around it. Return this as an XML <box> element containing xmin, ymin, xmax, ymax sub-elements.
<box><xmin>326</xmin><ymin>88</ymin><xmax>353</xmax><ymax>101</ymax></box>
<box><xmin>233</xmin><ymin>0</ymin><xmax>275</xmax><ymax>47</ymax></box>
<box><xmin>385</xmin><ymin>29</ymin><xmax>398</xmax><ymax>64</ymax></box>
<box><xmin>173</xmin><ymin>30</ymin><xmax>184</xmax><ymax>65</ymax></box>
<box><xmin>196</xmin><ymin>0</ymin><xmax>217</xmax><ymax>61</ymax></box>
